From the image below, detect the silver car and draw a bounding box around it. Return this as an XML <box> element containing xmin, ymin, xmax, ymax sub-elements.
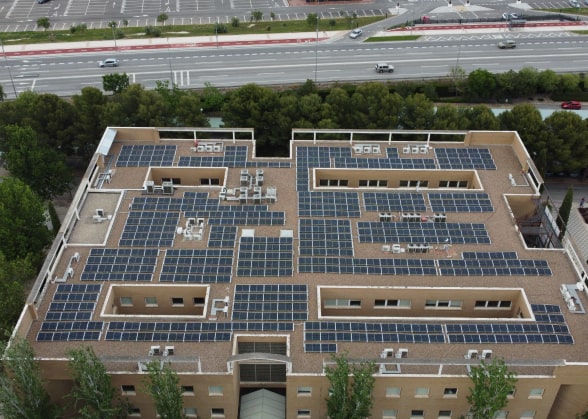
<box><xmin>99</xmin><ymin>58</ymin><xmax>119</xmax><ymax>68</ymax></box>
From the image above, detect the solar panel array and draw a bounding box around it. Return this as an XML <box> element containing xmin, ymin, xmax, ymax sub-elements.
<box><xmin>131</xmin><ymin>194</ymin><xmax>210</xmax><ymax>212</ymax></box>
<box><xmin>81</xmin><ymin>249</ymin><xmax>158</xmax><ymax>281</ymax></box>
<box><xmin>37</xmin><ymin>284</ymin><xmax>103</xmax><ymax>341</ymax></box>
<box><xmin>435</xmin><ymin>148</ymin><xmax>496</xmax><ymax>170</ymax></box>
<box><xmin>364</xmin><ymin>192</ymin><xmax>427</xmax><ymax>213</ymax></box>
<box><xmin>116</xmin><ymin>145</ymin><xmax>176</xmax><ymax>167</ymax></box>
<box><xmin>304</xmin><ymin>322</ymin><xmax>445</xmax><ymax>344</ymax></box>
<box><xmin>119</xmin><ymin>211</ymin><xmax>178</xmax><ymax>247</ymax></box>
<box><xmin>188</xmin><ymin>211</ymin><xmax>286</xmax><ymax>226</ymax></box>
<box><xmin>357</xmin><ymin>222</ymin><xmax>491</xmax><ymax>244</ymax></box>
<box><xmin>237</xmin><ymin>237</ymin><xmax>293</xmax><ymax>277</ymax></box>
<box><xmin>333</xmin><ymin>157</ymin><xmax>436</xmax><ymax>170</ymax></box>
<box><xmin>298</xmin><ymin>257</ymin><xmax>437</xmax><ymax>275</ymax></box>
<box><xmin>296</xmin><ymin>147</ymin><xmax>351</xmax><ymax>192</ymax></box>
<box><xmin>298</xmin><ymin>191</ymin><xmax>361</xmax><ymax>217</ymax></box>
<box><xmin>178</xmin><ymin>145</ymin><xmax>290</xmax><ymax>168</ymax></box>
<box><xmin>438</xmin><ymin>258</ymin><xmax>552</xmax><ymax>276</ymax></box>
<box><xmin>161</xmin><ymin>249</ymin><xmax>233</xmax><ymax>283</ymax></box>
<box><xmin>299</xmin><ymin>219</ymin><xmax>354</xmax><ymax>256</ymax></box>
<box><xmin>232</xmin><ymin>284</ymin><xmax>308</xmax><ymax>321</ymax></box>
<box><xmin>208</xmin><ymin>226</ymin><xmax>238</xmax><ymax>248</ymax></box>
<box><xmin>429</xmin><ymin>192</ymin><xmax>494</xmax><ymax>213</ymax></box>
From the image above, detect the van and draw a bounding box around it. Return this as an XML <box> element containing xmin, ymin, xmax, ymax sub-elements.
<box><xmin>375</xmin><ymin>63</ymin><xmax>394</xmax><ymax>73</ymax></box>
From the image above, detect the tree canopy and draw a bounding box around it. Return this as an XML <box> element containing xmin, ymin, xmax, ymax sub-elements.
<box><xmin>143</xmin><ymin>360</ymin><xmax>185</xmax><ymax>419</ymax></box>
<box><xmin>466</xmin><ymin>358</ymin><xmax>517</xmax><ymax>419</ymax></box>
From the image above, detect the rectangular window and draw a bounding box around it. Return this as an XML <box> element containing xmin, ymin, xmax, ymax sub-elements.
<box><xmin>415</xmin><ymin>387</ymin><xmax>429</xmax><ymax>398</ymax></box>
<box><xmin>507</xmin><ymin>389</ymin><xmax>516</xmax><ymax>399</ymax></box>
<box><xmin>528</xmin><ymin>388</ymin><xmax>544</xmax><ymax>398</ymax></box>
<box><xmin>144</xmin><ymin>297</ymin><xmax>158</xmax><ymax>307</ymax></box>
<box><xmin>475</xmin><ymin>300</ymin><xmax>512</xmax><ymax>309</ymax></box>
<box><xmin>319</xmin><ymin>179</ymin><xmax>329</xmax><ymax>186</ymax></box>
<box><xmin>375</xmin><ymin>299</ymin><xmax>411</xmax><ymax>308</ymax></box>
<box><xmin>425</xmin><ymin>300</ymin><xmax>462</xmax><ymax>309</ymax></box>
<box><xmin>383</xmin><ymin>409</ymin><xmax>398</xmax><ymax>419</ymax></box>
<box><xmin>443</xmin><ymin>387</ymin><xmax>458</xmax><ymax>397</ymax></box>
<box><xmin>181</xmin><ymin>385</ymin><xmax>194</xmax><ymax>395</ymax></box>
<box><xmin>171</xmin><ymin>297</ymin><xmax>184</xmax><ymax>306</ymax></box>
<box><xmin>129</xmin><ymin>408</ymin><xmax>141</xmax><ymax>417</ymax></box>
<box><xmin>297</xmin><ymin>410</ymin><xmax>311</xmax><ymax>418</ymax></box>
<box><xmin>211</xmin><ymin>408</ymin><xmax>225</xmax><ymax>417</ymax></box>
<box><xmin>121</xmin><ymin>385</ymin><xmax>136</xmax><ymax>395</ymax></box>
<box><xmin>386</xmin><ymin>387</ymin><xmax>401</xmax><ymax>398</ymax></box>
<box><xmin>520</xmin><ymin>411</ymin><xmax>535</xmax><ymax>419</ymax></box>
<box><xmin>399</xmin><ymin>180</ymin><xmax>409</xmax><ymax>187</ymax></box>
<box><xmin>325</xmin><ymin>299</ymin><xmax>361</xmax><ymax>308</ymax></box>
<box><xmin>120</xmin><ymin>297</ymin><xmax>133</xmax><ymax>306</ymax></box>
<box><xmin>193</xmin><ymin>297</ymin><xmax>205</xmax><ymax>305</ymax></box>
<box><xmin>439</xmin><ymin>411</ymin><xmax>452</xmax><ymax>418</ymax></box>
<box><xmin>297</xmin><ymin>386</ymin><xmax>312</xmax><ymax>396</ymax></box>
<box><xmin>208</xmin><ymin>385</ymin><xmax>223</xmax><ymax>396</ymax></box>
<box><xmin>184</xmin><ymin>408</ymin><xmax>197</xmax><ymax>417</ymax></box>
<box><xmin>411</xmin><ymin>410</ymin><xmax>425</xmax><ymax>419</ymax></box>
<box><xmin>359</xmin><ymin>180</ymin><xmax>368</xmax><ymax>187</ymax></box>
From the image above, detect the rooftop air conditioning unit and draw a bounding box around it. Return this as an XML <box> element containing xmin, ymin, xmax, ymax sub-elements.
<box><xmin>138</xmin><ymin>362</ymin><xmax>148</xmax><ymax>372</ymax></box>
<box><xmin>73</xmin><ymin>252</ymin><xmax>80</xmax><ymax>263</ymax></box>
<box><xmin>481</xmin><ymin>350</ymin><xmax>493</xmax><ymax>359</ymax></box>
<box><xmin>164</xmin><ymin>346</ymin><xmax>175</xmax><ymax>356</ymax></box>
<box><xmin>96</xmin><ymin>209</ymin><xmax>105</xmax><ymax>218</ymax></box>
<box><xmin>162</xmin><ymin>181</ymin><xmax>174</xmax><ymax>195</ymax></box>
<box><xmin>395</xmin><ymin>349</ymin><xmax>408</xmax><ymax>359</ymax></box>
<box><xmin>145</xmin><ymin>181</ymin><xmax>155</xmax><ymax>194</ymax></box>
<box><xmin>66</xmin><ymin>267</ymin><xmax>74</xmax><ymax>278</ymax></box>
<box><xmin>149</xmin><ymin>346</ymin><xmax>161</xmax><ymax>356</ymax></box>
<box><xmin>465</xmin><ymin>349</ymin><xmax>478</xmax><ymax>360</ymax></box>
<box><xmin>380</xmin><ymin>348</ymin><xmax>394</xmax><ymax>359</ymax></box>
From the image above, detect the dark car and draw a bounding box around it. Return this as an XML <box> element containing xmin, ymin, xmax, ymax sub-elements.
<box><xmin>37</xmin><ymin>0</ymin><xmax>50</xmax><ymax>4</ymax></box>
<box><xmin>561</xmin><ymin>101</ymin><xmax>582</xmax><ymax>110</ymax></box>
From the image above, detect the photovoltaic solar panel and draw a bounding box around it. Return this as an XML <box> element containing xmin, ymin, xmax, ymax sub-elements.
<box><xmin>116</xmin><ymin>145</ymin><xmax>176</xmax><ymax>167</ymax></box>
<box><xmin>161</xmin><ymin>249</ymin><xmax>233</xmax><ymax>283</ymax></box>
<box><xmin>237</xmin><ymin>237</ymin><xmax>294</xmax><ymax>277</ymax></box>
<box><xmin>232</xmin><ymin>284</ymin><xmax>307</xmax><ymax>321</ymax></box>
<box><xmin>435</xmin><ymin>147</ymin><xmax>496</xmax><ymax>170</ymax></box>
<box><xmin>298</xmin><ymin>191</ymin><xmax>361</xmax><ymax>217</ymax></box>
<box><xmin>429</xmin><ymin>192</ymin><xmax>494</xmax><ymax>213</ymax></box>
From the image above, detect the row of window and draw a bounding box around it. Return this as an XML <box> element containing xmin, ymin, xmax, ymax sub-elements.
<box><xmin>326</xmin><ymin>299</ymin><xmax>512</xmax><ymax>310</ymax></box>
<box><xmin>128</xmin><ymin>407</ymin><xmax>223</xmax><ymax>418</ymax></box>
<box><xmin>296</xmin><ymin>408</ymin><xmax>537</xmax><ymax>419</ymax></box>
<box><xmin>317</xmin><ymin>179</ymin><xmax>470</xmax><ymax>189</ymax></box>
<box><xmin>122</xmin><ymin>384</ymin><xmax>223</xmax><ymax>396</ymax></box>
<box><xmin>120</xmin><ymin>296</ymin><xmax>205</xmax><ymax>307</ymax></box>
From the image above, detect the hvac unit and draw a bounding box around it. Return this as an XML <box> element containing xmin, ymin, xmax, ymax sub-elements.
<box><xmin>395</xmin><ymin>349</ymin><xmax>408</xmax><ymax>359</ymax></box>
<box><xmin>149</xmin><ymin>346</ymin><xmax>161</xmax><ymax>356</ymax></box>
<box><xmin>162</xmin><ymin>181</ymin><xmax>174</xmax><ymax>195</ymax></box>
<box><xmin>96</xmin><ymin>209</ymin><xmax>105</xmax><ymax>218</ymax></box>
<box><xmin>145</xmin><ymin>181</ymin><xmax>155</xmax><ymax>194</ymax></box>
<box><xmin>481</xmin><ymin>350</ymin><xmax>493</xmax><ymax>359</ymax></box>
<box><xmin>465</xmin><ymin>349</ymin><xmax>478</xmax><ymax>359</ymax></box>
<box><xmin>380</xmin><ymin>348</ymin><xmax>394</xmax><ymax>359</ymax></box>
<box><xmin>164</xmin><ymin>346</ymin><xmax>175</xmax><ymax>356</ymax></box>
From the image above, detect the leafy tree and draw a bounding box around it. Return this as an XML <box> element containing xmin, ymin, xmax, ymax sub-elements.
<box><xmin>108</xmin><ymin>20</ymin><xmax>117</xmax><ymax>29</ymax></box>
<box><xmin>448</xmin><ymin>66</ymin><xmax>466</xmax><ymax>96</ymax></box>
<box><xmin>461</xmin><ymin>105</ymin><xmax>500</xmax><ymax>131</ymax></box>
<box><xmin>559</xmin><ymin>73</ymin><xmax>581</xmax><ymax>94</ymax></box>
<box><xmin>72</xmin><ymin>87</ymin><xmax>108</xmax><ymax>159</ymax></box>
<box><xmin>102</xmin><ymin>73</ymin><xmax>130</xmax><ymax>94</ymax></box>
<box><xmin>466</xmin><ymin>358</ymin><xmax>517</xmax><ymax>419</ymax></box>
<box><xmin>37</xmin><ymin>17</ymin><xmax>50</xmax><ymax>31</ymax></box>
<box><xmin>466</xmin><ymin>68</ymin><xmax>496</xmax><ymax>100</ymax></box>
<box><xmin>47</xmin><ymin>201</ymin><xmax>61</xmax><ymax>234</ymax></box>
<box><xmin>544</xmin><ymin>111</ymin><xmax>588</xmax><ymax>174</ymax></box>
<box><xmin>537</xmin><ymin>69</ymin><xmax>560</xmax><ymax>95</ymax></box>
<box><xmin>307</xmin><ymin>13</ymin><xmax>319</xmax><ymax>26</ymax></box>
<box><xmin>250</xmin><ymin>10</ymin><xmax>263</xmax><ymax>22</ymax></box>
<box><xmin>0</xmin><ymin>253</ymin><xmax>36</xmax><ymax>336</ymax></box>
<box><xmin>557</xmin><ymin>185</ymin><xmax>574</xmax><ymax>240</ymax></box>
<box><xmin>201</xmin><ymin>82</ymin><xmax>225</xmax><ymax>112</ymax></box>
<box><xmin>400</xmin><ymin>92</ymin><xmax>435</xmax><ymax>130</ymax></box>
<box><xmin>348</xmin><ymin>82</ymin><xmax>402</xmax><ymax>129</ymax></box>
<box><xmin>3</xmin><ymin>125</ymin><xmax>73</xmax><ymax>200</ymax></box>
<box><xmin>0</xmin><ymin>337</ymin><xmax>61</xmax><ymax>419</ymax></box>
<box><xmin>0</xmin><ymin>177</ymin><xmax>52</xmax><ymax>263</ymax></box>
<box><xmin>157</xmin><ymin>13</ymin><xmax>169</xmax><ymax>26</ymax></box>
<box><xmin>515</xmin><ymin>66</ymin><xmax>539</xmax><ymax>97</ymax></box>
<box><xmin>325</xmin><ymin>353</ymin><xmax>376</xmax><ymax>419</ymax></box>
<box><xmin>0</xmin><ymin>84</ymin><xmax>4</xmax><ymax>101</ymax></box>
<box><xmin>143</xmin><ymin>361</ymin><xmax>185</xmax><ymax>419</ymax></box>
<box><xmin>231</xmin><ymin>17</ymin><xmax>240</xmax><ymax>27</ymax></box>
<box><xmin>67</xmin><ymin>346</ymin><xmax>129</xmax><ymax>419</ymax></box>
<box><xmin>433</xmin><ymin>104</ymin><xmax>469</xmax><ymax>131</ymax></box>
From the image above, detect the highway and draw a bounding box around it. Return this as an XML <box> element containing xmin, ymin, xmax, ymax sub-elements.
<box><xmin>3</xmin><ymin>33</ymin><xmax>588</xmax><ymax>97</ymax></box>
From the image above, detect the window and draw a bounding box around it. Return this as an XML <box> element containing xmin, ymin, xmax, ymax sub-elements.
<box><xmin>144</xmin><ymin>297</ymin><xmax>158</xmax><ymax>307</ymax></box>
<box><xmin>184</xmin><ymin>408</ymin><xmax>197</xmax><ymax>417</ymax></box>
<box><xmin>208</xmin><ymin>385</ymin><xmax>223</xmax><ymax>396</ymax></box>
<box><xmin>193</xmin><ymin>297</ymin><xmax>205</xmax><ymax>305</ymax></box>
<box><xmin>319</xmin><ymin>179</ymin><xmax>348</xmax><ymax>187</ymax></box>
<box><xmin>129</xmin><ymin>408</ymin><xmax>141</xmax><ymax>417</ymax></box>
<box><xmin>297</xmin><ymin>386</ymin><xmax>312</xmax><ymax>396</ymax></box>
<box><xmin>507</xmin><ymin>389</ymin><xmax>516</xmax><ymax>399</ymax></box>
<box><xmin>162</xmin><ymin>177</ymin><xmax>181</xmax><ymax>185</ymax></box>
<box><xmin>383</xmin><ymin>409</ymin><xmax>398</xmax><ymax>419</ymax></box>
<box><xmin>386</xmin><ymin>387</ymin><xmax>401</xmax><ymax>397</ymax></box>
<box><xmin>439</xmin><ymin>180</ymin><xmax>468</xmax><ymax>188</ymax></box>
<box><xmin>495</xmin><ymin>411</ymin><xmax>508</xmax><ymax>418</ymax></box>
<box><xmin>399</xmin><ymin>180</ymin><xmax>427</xmax><ymax>188</ymax></box>
<box><xmin>325</xmin><ymin>299</ymin><xmax>361</xmax><ymax>308</ymax></box>
<box><xmin>443</xmin><ymin>387</ymin><xmax>458</xmax><ymax>397</ymax></box>
<box><xmin>171</xmin><ymin>297</ymin><xmax>184</xmax><ymax>306</ymax></box>
<box><xmin>297</xmin><ymin>410</ymin><xmax>311</xmax><ymax>418</ymax></box>
<box><xmin>474</xmin><ymin>300</ymin><xmax>512</xmax><ymax>309</ymax></box>
<box><xmin>375</xmin><ymin>299</ymin><xmax>411</xmax><ymax>308</ymax></box>
<box><xmin>120</xmin><ymin>297</ymin><xmax>133</xmax><ymax>306</ymax></box>
<box><xmin>438</xmin><ymin>411</ymin><xmax>452</xmax><ymax>418</ymax></box>
<box><xmin>528</xmin><ymin>388</ymin><xmax>544</xmax><ymax>398</ymax></box>
<box><xmin>359</xmin><ymin>179</ymin><xmax>388</xmax><ymax>187</ymax></box>
<box><xmin>415</xmin><ymin>387</ymin><xmax>429</xmax><ymax>398</ymax></box>
<box><xmin>520</xmin><ymin>411</ymin><xmax>535</xmax><ymax>419</ymax></box>
<box><xmin>121</xmin><ymin>385</ymin><xmax>136</xmax><ymax>395</ymax></box>
<box><xmin>211</xmin><ymin>408</ymin><xmax>225</xmax><ymax>417</ymax></box>
<box><xmin>200</xmin><ymin>178</ymin><xmax>220</xmax><ymax>185</ymax></box>
<box><xmin>411</xmin><ymin>410</ymin><xmax>425</xmax><ymax>419</ymax></box>
<box><xmin>181</xmin><ymin>385</ymin><xmax>194</xmax><ymax>395</ymax></box>
<box><xmin>425</xmin><ymin>300</ymin><xmax>462</xmax><ymax>309</ymax></box>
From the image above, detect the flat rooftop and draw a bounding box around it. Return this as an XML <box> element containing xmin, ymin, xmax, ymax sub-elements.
<box><xmin>20</xmin><ymin>127</ymin><xmax>588</xmax><ymax>375</ymax></box>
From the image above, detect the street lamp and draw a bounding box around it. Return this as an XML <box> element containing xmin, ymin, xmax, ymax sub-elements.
<box><xmin>314</xmin><ymin>16</ymin><xmax>320</xmax><ymax>83</ymax></box>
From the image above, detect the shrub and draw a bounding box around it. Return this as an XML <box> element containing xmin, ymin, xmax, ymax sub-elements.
<box><xmin>214</xmin><ymin>23</ymin><xmax>228</xmax><ymax>34</ymax></box>
<box><xmin>231</xmin><ymin>17</ymin><xmax>240</xmax><ymax>27</ymax></box>
<box><xmin>144</xmin><ymin>25</ymin><xmax>161</xmax><ymax>37</ymax></box>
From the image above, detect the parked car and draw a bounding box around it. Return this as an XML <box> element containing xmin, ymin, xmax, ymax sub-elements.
<box><xmin>497</xmin><ymin>39</ymin><xmax>516</xmax><ymax>49</ymax></box>
<box><xmin>349</xmin><ymin>29</ymin><xmax>363</xmax><ymax>39</ymax></box>
<box><xmin>502</xmin><ymin>12</ymin><xmax>520</xmax><ymax>20</ymax></box>
<box><xmin>37</xmin><ymin>0</ymin><xmax>50</xmax><ymax>4</ymax></box>
<box><xmin>569</xmin><ymin>0</ymin><xmax>580</xmax><ymax>7</ymax></box>
<box><xmin>561</xmin><ymin>101</ymin><xmax>582</xmax><ymax>110</ymax></box>
<box><xmin>99</xmin><ymin>58</ymin><xmax>119</xmax><ymax>68</ymax></box>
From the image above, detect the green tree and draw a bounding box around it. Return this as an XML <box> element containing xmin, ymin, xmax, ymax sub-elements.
<box><xmin>102</xmin><ymin>73</ymin><xmax>130</xmax><ymax>94</ymax></box>
<box><xmin>559</xmin><ymin>73</ymin><xmax>581</xmax><ymax>94</ymax></box>
<box><xmin>466</xmin><ymin>68</ymin><xmax>497</xmax><ymax>100</ymax></box>
<box><xmin>307</xmin><ymin>13</ymin><xmax>319</xmax><ymax>26</ymax></box>
<box><xmin>72</xmin><ymin>87</ymin><xmax>108</xmax><ymax>159</ymax></box>
<box><xmin>0</xmin><ymin>337</ymin><xmax>61</xmax><ymax>419</ymax></box>
<box><xmin>467</xmin><ymin>358</ymin><xmax>517</xmax><ymax>419</ymax></box>
<box><xmin>537</xmin><ymin>69</ymin><xmax>560</xmax><ymax>95</ymax></box>
<box><xmin>557</xmin><ymin>185</ymin><xmax>574</xmax><ymax>240</ymax></box>
<box><xmin>348</xmin><ymin>82</ymin><xmax>402</xmax><ymax>129</ymax></box>
<box><xmin>0</xmin><ymin>253</ymin><xmax>36</xmax><ymax>336</ymax></box>
<box><xmin>0</xmin><ymin>84</ymin><xmax>4</xmax><ymax>101</ymax></box>
<box><xmin>433</xmin><ymin>104</ymin><xmax>469</xmax><ymax>131</ymax></box>
<box><xmin>36</xmin><ymin>17</ymin><xmax>50</xmax><ymax>31</ymax></box>
<box><xmin>0</xmin><ymin>177</ymin><xmax>52</xmax><ymax>263</ymax></box>
<box><xmin>143</xmin><ymin>361</ymin><xmax>185</xmax><ymax>419</ymax></box>
<box><xmin>400</xmin><ymin>93</ymin><xmax>435</xmax><ymax>130</ymax></box>
<box><xmin>325</xmin><ymin>353</ymin><xmax>376</xmax><ymax>419</ymax></box>
<box><xmin>448</xmin><ymin>65</ymin><xmax>466</xmax><ymax>96</ymax></box>
<box><xmin>157</xmin><ymin>13</ymin><xmax>169</xmax><ymax>26</ymax></box>
<box><xmin>3</xmin><ymin>125</ymin><xmax>73</xmax><ymax>200</ymax></box>
<box><xmin>544</xmin><ymin>111</ymin><xmax>588</xmax><ymax>174</ymax></box>
<box><xmin>201</xmin><ymin>82</ymin><xmax>225</xmax><ymax>112</ymax></box>
<box><xmin>231</xmin><ymin>17</ymin><xmax>240</xmax><ymax>27</ymax></box>
<box><xmin>250</xmin><ymin>10</ymin><xmax>263</xmax><ymax>22</ymax></box>
<box><xmin>461</xmin><ymin>105</ymin><xmax>500</xmax><ymax>131</ymax></box>
<box><xmin>67</xmin><ymin>346</ymin><xmax>129</xmax><ymax>419</ymax></box>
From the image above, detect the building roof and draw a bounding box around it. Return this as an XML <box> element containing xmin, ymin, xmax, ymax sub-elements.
<box><xmin>19</xmin><ymin>127</ymin><xmax>588</xmax><ymax>376</ymax></box>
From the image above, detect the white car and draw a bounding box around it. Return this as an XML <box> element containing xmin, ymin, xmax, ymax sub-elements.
<box><xmin>349</xmin><ymin>29</ymin><xmax>363</xmax><ymax>39</ymax></box>
<box><xmin>99</xmin><ymin>58</ymin><xmax>119</xmax><ymax>68</ymax></box>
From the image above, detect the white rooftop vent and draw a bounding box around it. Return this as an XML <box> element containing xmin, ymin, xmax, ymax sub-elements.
<box><xmin>395</xmin><ymin>349</ymin><xmax>408</xmax><ymax>359</ymax></box>
<box><xmin>481</xmin><ymin>350</ymin><xmax>493</xmax><ymax>359</ymax></box>
<box><xmin>380</xmin><ymin>348</ymin><xmax>394</xmax><ymax>359</ymax></box>
<box><xmin>149</xmin><ymin>345</ymin><xmax>161</xmax><ymax>356</ymax></box>
<box><xmin>164</xmin><ymin>346</ymin><xmax>175</xmax><ymax>356</ymax></box>
<box><xmin>465</xmin><ymin>349</ymin><xmax>478</xmax><ymax>359</ymax></box>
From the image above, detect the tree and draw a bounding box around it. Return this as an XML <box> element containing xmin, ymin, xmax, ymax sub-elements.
<box><xmin>66</xmin><ymin>346</ymin><xmax>129</xmax><ymax>419</ymax></box>
<box><xmin>250</xmin><ymin>10</ymin><xmax>263</xmax><ymax>22</ymax></box>
<box><xmin>0</xmin><ymin>177</ymin><xmax>52</xmax><ymax>263</ymax></box>
<box><xmin>466</xmin><ymin>68</ymin><xmax>496</xmax><ymax>100</ymax></box>
<box><xmin>37</xmin><ymin>17</ymin><xmax>50</xmax><ymax>31</ymax></box>
<box><xmin>448</xmin><ymin>65</ymin><xmax>466</xmax><ymax>96</ymax></box>
<box><xmin>0</xmin><ymin>337</ymin><xmax>61</xmax><ymax>419</ymax></box>
<box><xmin>0</xmin><ymin>253</ymin><xmax>36</xmax><ymax>336</ymax></box>
<box><xmin>201</xmin><ymin>82</ymin><xmax>225</xmax><ymax>112</ymax></box>
<box><xmin>325</xmin><ymin>353</ymin><xmax>376</xmax><ymax>419</ymax></box>
<box><xmin>143</xmin><ymin>360</ymin><xmax>185</xmax><ymax>419</ymax></box>
<box><xmin>306</xmin><ymin>13</ymin><xmax>319</xmax><ymax>27</ymax></box>
<box><xmin>466</xmin><ymin>358</ymin><xmax>517</xmax><ymax>419</ymax></box>
<box><xmin>157</xmin><ymin>13</ymin><xmax>169</xmax><ymax>26</ymax></box>
<box><xmin>3</xmin><ymin>125</ymin><xmax>73</xmax><ymax>200</ymax></box>
<box><xmin>557</xmin><ymin>185</ymin><xmax>574</xmax><ymax>240</ymax></box>
<box><xmin>72</xmin><ymin>87</ymin><xmax>108</xmax><ymax>159</ymax></box>
<box><xmin>0</xmin><ymin>84</ymin><xmax>4</xmax><ymax>101</ymax></box>
<box><xmin>102</xmin><ymin>73</ymin><xmax>130</xmax><ymax>94</ymax></box>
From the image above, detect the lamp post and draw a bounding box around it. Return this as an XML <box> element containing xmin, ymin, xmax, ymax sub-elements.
<box><xmin>111</xmin><ymin>22</ymin><xmax>118</xmax><ymax>52</ymax></box>
<box><xmin>314</xmin><ymin>16</ymin><xmax>320</xmax><ymax>83</ymax></box>
<box><xmin>0</xmin><ymin>38</ymin><xmax>17</xmax><ymax>99</ymax></box>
